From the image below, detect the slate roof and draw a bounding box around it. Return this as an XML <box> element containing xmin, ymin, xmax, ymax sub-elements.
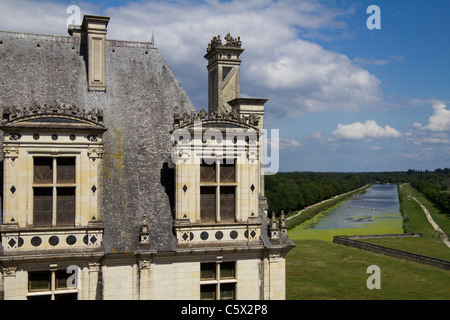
<box><xmin>0</xmin><ymin>28</ymin><xmax>294</xmax><ymax>255</ymax></box>
<box><xmin>0</xmin><ymin>30</ymin><xmax>196</xmax><ymax>252</ymax></box>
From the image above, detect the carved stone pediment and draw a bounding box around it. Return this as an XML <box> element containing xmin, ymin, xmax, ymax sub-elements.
<box><xmin>1</xmin><ymin>101</ymin><xmax>107</xmax><ymax>133</ymax></box>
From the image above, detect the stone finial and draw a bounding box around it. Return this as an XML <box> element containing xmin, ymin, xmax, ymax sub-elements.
<box><xmin>280</xmin><ymin>210</ymin><xmax>287</xmax><ymax>235</ymax></box>
<box><xmin>269</xmin><ymin>212</ymin><xmax>279</xmax><ymax>242</ymax></box>
<box><xmin>2</xmin><ymin>106</ymin><xmax>10</xmax><ymax>123</ymax></box>
<box><xmin>224</xmin><ymin>33</ymin><xmax>242</xmax><ymax>47</ymax></box>
<box><xmin>207</xmin><ymin>33</ymin><xmax>242</xmax><ymax>52</ymax></box>
<box><xmin>139</xmin><ymin>215</ymin><xmax>150</xmax><ymax>244</ymax></box>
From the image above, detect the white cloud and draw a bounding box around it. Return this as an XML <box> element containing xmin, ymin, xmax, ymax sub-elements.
<box><xmin>413</xmin><ymin>103</ymin><xmax>450</xmax><ymax>132</ymax></box>
<box><xmin>269</xmin><ymin>137</ymin><xmax>302</xmax><ymax>150</ymax></box>
<box><xmin>353</xmin><ymin>55</ymin><xmax>404</xmax><ymax>66</ymax></box>
<box><xmin>402</xmin><ymin>147</ymin><xmax>436</xmax><ymax>161</ymax></box>
<box><xmin>103</xmin><ymin>0</ymin><xmax>383</xmax><ymax>117</ymax></box>
<box><xmin>406</xmin><ymin>103</ymin><xmax>450</xmax><ymax>146</ymax></box>
<box><xmin>331</xmin><ymin>120</ymin><xmax>402</xmax><ymax>140</ymax></box>
<box><xmin>406</xmin><ymin>130</ymin><xmax>450</xmax><ymax>146</ymax></box>
<box><xmin>247</xmin><ymin>39</ymin><xmax>382</xmax><ymax>117</ymax></box>
<box><xmin>0</xmin><ymin>0</ymin><xmax>384</xmax><ymax>119</ymax></box>
<box><xmin>0</xmin><ymin>0</ymin><xmax>101</xmax><ymax>35</ymax></box>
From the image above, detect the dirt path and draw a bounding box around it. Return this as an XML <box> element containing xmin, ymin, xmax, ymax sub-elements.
<box><xmin>286</xmin><ymin>185</ymin><xmax>369</xmax><ymax>222</ymax></box>
<box><xmin>409</xmin><ymin>196</ymin><xmax>450</xmax><ymax>249</ymax></box>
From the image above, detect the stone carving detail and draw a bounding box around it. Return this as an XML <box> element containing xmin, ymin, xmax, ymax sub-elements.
<box><xmin>138</xmin><ymin>260</ymin><xmax>151</xmax><ymax>270</ymax></box>
<box><xmin>2</xmin><ymin>100</ymin><xmax>104</xmax><ymax>124</ymax></box>
<box><xmin>88</xmin><ymin>262</ymin><xmax>101</xmax><ymax>272</ymax></box>
<box><xmin>173</xmin><ymin>107</ymin><xmax>259</xmax><ymax>129</ymax></box>
<box><xmin>207</xmin><ymin>33</ymin><xmax>242</xmax><ymax>52</ymax></box>
<box><xmin>2</xmin><ymin>266</ymin><xmax>17</xmax><ymax>277</ymax></box>
<box><xmin>88</xmin><ymin>147</ymin><xmax>103</xmax><ymax>159</ymax></box>
<box><xmin>3</xmin><ymin>146</ymin><xmax>19</xmax><ymax>158</ymax></box>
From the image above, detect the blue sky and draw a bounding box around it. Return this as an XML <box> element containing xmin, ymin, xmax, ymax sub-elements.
<box><xmin>1</xmin><ymin>0</ymin><xmax>449</xmax><ymax>172</ymax></box>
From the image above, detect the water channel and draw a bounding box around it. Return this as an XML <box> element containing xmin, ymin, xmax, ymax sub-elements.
<box><xmin>288</xmin><ymin>184</ymin><xmax>404</xmax><ymax>241</ymax></box>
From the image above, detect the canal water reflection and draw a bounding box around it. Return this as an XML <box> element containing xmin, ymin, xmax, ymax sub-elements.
<box><xmin>289</xmin><ymin>184</ymin><xmax>404</xmax><ymax>241</ymax></box>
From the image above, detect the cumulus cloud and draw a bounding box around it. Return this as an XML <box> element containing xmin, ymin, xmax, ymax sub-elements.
<box><xmin>268</xmin><ymin>137</ymin><xmax>302</xmax><ymax>150</ymax></box>
<box><xmin>406</xmin><ymin>103</ymin><xmax>450</xmax><ymax>146</ymax></box>
<box><xmin>0</xmin><ymin>0</ymin><xmax>383</xmax><ymax>119</ymax></box>
<box><xmin>331</xmin><ymin>120</ymin><xmax>402</xmax><ymax>140</ymax></box>
<box><xmin>101</xmin><ymin>0</ymin><xmax>383</xmax><ymax>117</ymax></box>
<box><xmin>247</xmin><ymin>39</ymin><xmax>382</xmax><ymax>117</ymax></box>
<box><xmin>413</xmin><ymin>103</ymin><xmax>450</xmax><ymax>132</ymax></box>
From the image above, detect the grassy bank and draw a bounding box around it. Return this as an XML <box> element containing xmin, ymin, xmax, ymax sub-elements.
<box><xmin>285</xmin><ymin>183</ymin><xmax>450</xmax><ymax>299</ymax></box>
<box><xmin>361</xmin><ymin>184</ymin><xmax>450</xmax><ymax>261</ymax></box>
<box><xmin>286</xmin><ymin>239</ymin><xmax>450</xmax><ymax>300</ymax></box>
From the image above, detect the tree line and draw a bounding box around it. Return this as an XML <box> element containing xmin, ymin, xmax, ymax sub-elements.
<box><xmin>407</xmin><ymin>169</ymin><xmax>450</xmax><ymax>212</ymax></box>
<box><xmin>264</xmin><ymin>169</ymin><xmax>450</xmax><ymax>215</ymax></box>
<box><xmin>265</xmin><ymin>172</ymin><xmax>368</xmax><ymax>214</ymax></box>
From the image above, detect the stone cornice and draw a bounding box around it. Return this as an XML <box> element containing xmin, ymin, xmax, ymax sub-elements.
<box><xmin>1</xmin><ymin>101</ymin><xmax>105</xmax><ymax>127</ymax></box>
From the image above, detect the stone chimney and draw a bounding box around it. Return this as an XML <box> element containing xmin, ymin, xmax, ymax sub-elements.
<box><xmin>70</xmin><ymin>15</ymin><xmax>110</xmax><ymax>92</ymax></box>
<box><xmin>204</xmin><ymin>33</ymin><xmax>244</xmax><ymax>115</ymax></box>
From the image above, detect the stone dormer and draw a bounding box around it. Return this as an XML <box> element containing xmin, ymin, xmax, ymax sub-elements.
<box><xmin>0</xmin><ymin>101</ymin><xmax>107</xmax><ymax>254</ymax></box>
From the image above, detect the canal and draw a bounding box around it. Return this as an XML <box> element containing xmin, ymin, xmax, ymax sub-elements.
<box><xmin>288</xmin><ymin>184</ymin><xmax>404</xmax><ymax>241</ymax></box>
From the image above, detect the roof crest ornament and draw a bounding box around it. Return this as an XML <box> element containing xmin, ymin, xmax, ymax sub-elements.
<box><xmin>173</xmin><ymin>107</ymin><xmax>259</xmax><ymax>130</ymax></box>
<box><xmin>1</xmin><ymin>100</ymin><xmax>104</xmax><ymax>125</ymax></box>
<box><xmin>207</xmin><ymin>33</ymin><xmax>242</xmax><ymax>52</ymax></box>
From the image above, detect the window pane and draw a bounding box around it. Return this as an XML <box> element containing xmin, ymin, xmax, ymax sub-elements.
<box><xmin>201</xmin><ymin>263</ymin><xmax>216</xmax><ymax>280</ymax></box>
<box><xmin>57</xmin><ymin>188</ymin><xmax>75</xmax><ymax>226</ymax></box>
<box><xmin>34</xmin><ymin>158</ymin><xmax>53</xmax><ymax>183</ymax></box>
<box><xmin>29</xmin><ymin>271</ymin><xmax>51</xmax><ymax>291</ymax></box>
<box><xmin>220</xmin><ymin>262</ymin><xmax>235</xmax><ymax>279</ymax></box>
<box><xmin>200</xmin><ymin>161</ymin><xmax>216</xmax><ymax>183</ymax></box>
<box><xmin>220</xmin><ymin>283</ymin><xmax>235</xmax><ymax>300</ymax></box>
<box><xmin>220</xmin><ymin>186</ymin><xmax>235</xmax><ymax>221</ymax></box>
<box><xmin>200</xmin><ymin>187</ymin><xmax>216</xmax><ymax>222</ymax></box>
<box><xmin>56</xmin><ymin>270</ymin><xmax>71</xmax><ymax>289</ymax></box>
<box><xmin>57</xmin><ymin>157</ymin><xmax>75</xmax><ymax>183</ymax></box>
<box><xmin>33</xmin><ymin>188</ymin><xmax>52</xmax><ymax>227</ymax></box>
<box><xmin>220</xmin><ymin>163</ymin><xmax>235</xmax><ymax>183</ymax></box>
<box><xmin>200</xmin><ymin>284</ymin><xmax>216</xmax><ymax>300</ymax></box>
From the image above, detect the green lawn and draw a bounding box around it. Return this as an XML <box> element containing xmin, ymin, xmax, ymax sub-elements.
<box><xmin>285</xmin><ymin>183</ymin><xmax>450</xmax><ymax>300</ymax></box>
<box><xmin>286</xmin><ymin>240</ymin><xmax>450</xmax><ymax>300</ymax></box>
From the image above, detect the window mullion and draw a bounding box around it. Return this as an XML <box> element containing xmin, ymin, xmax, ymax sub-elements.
<box><xmin>50</xmin><ymin>270</ymin><xmax>56</xmax><ymax>300</ymax></box>
<box><xmin>216</xmin><ymin>263</ymin><xmax>221</xmax><ymax>300</ymax></box>
<box><xmin>52</xmin><ymin>157</ymin><xmax>57</xmax><ymax>227</ymax></box>
<box><xmin>215</xmin><ymin>161</ymin><xmax>220</xmax><ymax>222</ymax></box>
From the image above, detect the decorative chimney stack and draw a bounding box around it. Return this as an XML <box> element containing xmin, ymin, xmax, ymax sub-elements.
<box><xmin>204</xmin><ymin>33</ymin><xmax>244</xmax><ymax>115</ymax></box>
<box><xmin>80</xmin><ymin>15</ymin><xmax>110</xmax><ymax>92</ymax></box>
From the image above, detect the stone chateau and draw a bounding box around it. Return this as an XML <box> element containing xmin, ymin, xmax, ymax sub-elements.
<box><xmin>0</xmin><ymin>15</ymin><xmax>294</xmax><ymax>300</ymax></box>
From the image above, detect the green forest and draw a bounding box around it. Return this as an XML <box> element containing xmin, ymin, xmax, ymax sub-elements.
<box><xmin>265</xmin><ymin>169</ymin><xmax>450</xmax><ymax>214</ymax></box>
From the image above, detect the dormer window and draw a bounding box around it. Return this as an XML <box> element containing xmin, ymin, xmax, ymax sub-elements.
<box><xmin>33</xmin><ymin>157</ymin><xmax>76</xmax><ymax>227</ymax></box>
<box><xmin>172</xmin><ymin>108</ymin><xmax>263</xmax><ymax>247</ymax></box>
<box><xmin>200</xmin><ymin>160</ymin><xmax>236</xmax><ymax>223</ymax></box>
<box><xmin>0</xmin><ymin>101</ymin><xmax>106</xmax><ymax>253</ymax></box>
